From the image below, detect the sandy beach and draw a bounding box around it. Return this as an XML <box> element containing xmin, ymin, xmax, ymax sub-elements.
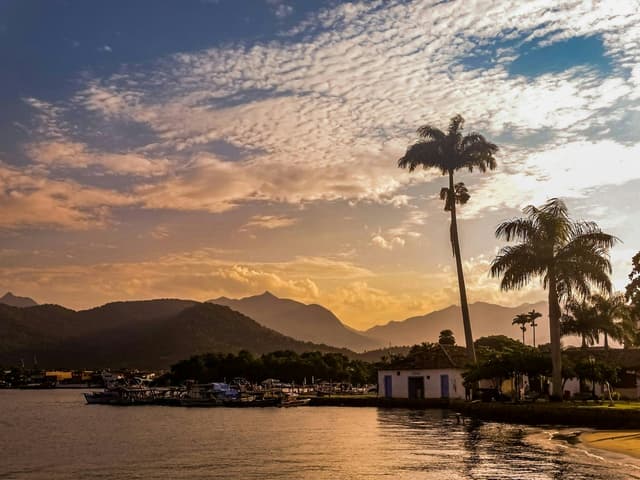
<box><xmin>581</xmin><ymin>431</ymin><xmax>640</xmax><ymax>459</ymax></box>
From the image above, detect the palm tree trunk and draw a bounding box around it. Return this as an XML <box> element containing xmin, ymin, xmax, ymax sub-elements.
<box><xmin>448</xmin><ymin>170</ymin><xmax>476</xmax><ymax>363</ymax></box>
<box><xmin>532</xmin><ymin>325</ymin><xmax>536</xmax><ymax>347</ymax></box>
<box><xmin>522</xmin><ymin>328</ymin><xmax>525</xmax><ymax>344</ymax></box>
<box><xmin>548</xmin><ymin>276</ymin><xmax>563</xmax><ymax>400</ymax></box>
<box><xmin>604</xmin><ymin>332</ymin><xmax>609</xmax><ymax>349</ymax></box>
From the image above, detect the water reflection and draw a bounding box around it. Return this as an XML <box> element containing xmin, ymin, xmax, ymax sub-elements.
<box><xmin>375</xmin><ymin>409</ymin><xmax>634</xmax><ymax>480</ymax></box>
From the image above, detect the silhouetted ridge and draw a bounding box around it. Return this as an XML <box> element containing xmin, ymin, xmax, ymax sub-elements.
<box><xmin>0</xmin><ymin>292</ymin><xmax>38</xmax><ymax>308</ymax></box>
<box><xmin>0</xmin><ymin>300</ymin><xmax>353</xmax><ymax>369</ymax></box>
<box><xmin>209</xmin><ymin>292</ymin><xmax>382</xmax><ymax>351</ymax></box>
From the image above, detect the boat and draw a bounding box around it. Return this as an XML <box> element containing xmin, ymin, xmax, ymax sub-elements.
<box><xmin>280</xmin><ymin>396</ymin><xmax>311</xmax><ymax>407</ymax></box>
<box><xmin>84</xmin><ymin>385</ymin><xmax>155</xmax><ymax>405</ymax></box>
<box><xmin>223</xmin><ymin>391</ymin><xmax>281</xmax><ymax>408</ymax></box>
<box><xmin>180</xmin><ymin>382</ymin><xmax>238</xmax><ymax>407</ymax></box>
<box><xmin>83</xmin><ymin>390</ymin><xmax>120</xmax><ymax>405</ymax></box>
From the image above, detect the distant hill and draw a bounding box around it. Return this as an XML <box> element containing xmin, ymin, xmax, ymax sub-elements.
<box><xmin>0</xmin><ymin>301</ymin><xmax>354</xmax><ymax>369</ymax></box>
<box><xmin>365</xmin><ymin>301</ymin><xmax>550</xmax><ymax>348</ymax></box>
<box><xmin>209</xmin><ymin>291</ymin><xmax>383</xmax><ymax>352</ymax></box>
<box><xmin>0</xmin><ymin>292</ymin><xmax>37</xmax><ymax>308</ymax></box>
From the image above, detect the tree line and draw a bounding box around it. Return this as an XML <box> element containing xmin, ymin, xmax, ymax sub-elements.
<box><xmin>168</xmin><ymin>350</ymin><xmax>376</xmax><ymax>385</ymax></box>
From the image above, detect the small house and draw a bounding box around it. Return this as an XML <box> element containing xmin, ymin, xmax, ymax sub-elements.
<box><xmin>377</xmin><ymin>344</ymin><xmax>468</xmax><ymax>400</ymax></box>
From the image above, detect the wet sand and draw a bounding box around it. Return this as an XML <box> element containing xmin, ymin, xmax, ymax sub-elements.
<box><xmin>581</xmin><ymin>431</ymin><xmax>640</xmax><ymax>459</ymax></box>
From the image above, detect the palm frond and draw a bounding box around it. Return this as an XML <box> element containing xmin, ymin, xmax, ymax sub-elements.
<box><xmin>495</xmin><ymin>218</ymin><xmax>537</xmax><ymax>242</ymax></box>
<box><xmin>397</xmin><ymin>140</ymin><xmax>446</xmax><ymax>173</ymax></box>
<box><xmin>454</xmin><ymin>182</ymin><xmax>470</xmax><ymax>205</ymax></box>
<box><xmin>417</xmin><ymin>125</ymin><xmax>446</xmax><ymax>142</ymax></box>
<box><xmin>490</xmin><ymin>244</ymin><xmax>545</xmax><ymax>290</ymax></box>
<box><xmin>460</xmin><ymin>133</ymin><xmax>498</xmax><ymax>172</ymax></box>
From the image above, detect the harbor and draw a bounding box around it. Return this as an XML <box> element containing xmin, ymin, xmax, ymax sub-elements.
<box><xmin>82</xmin><ymin>372</ymin><xmax>367</xmax><ymax>407</ymax></box>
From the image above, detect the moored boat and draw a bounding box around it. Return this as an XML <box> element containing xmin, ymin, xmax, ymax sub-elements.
<box><xmin>83</xmin><ymin>390</ymin><xmax>120</xmax><ymax>404</ymax></box>
<box><xmin>180</xmin><ymin>382</ymin><xmax>238</xmax><ymax>407</ymax></box>
<box><xmin>280</xmin><ymin>396</ymin><xmax>311</xmax><ymax>407</ymax></box>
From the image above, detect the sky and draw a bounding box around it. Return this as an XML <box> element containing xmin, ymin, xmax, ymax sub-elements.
<box><xmin>1</xmin><ymin>0</ymin><xmax>639</xmax><ymax>330</ymax></box>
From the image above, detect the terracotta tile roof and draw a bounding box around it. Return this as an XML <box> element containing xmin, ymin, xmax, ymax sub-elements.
<box><xmin>386</xmin><ymin>344</ymin><xmax>468</xmax><ymax>370</ymax></box>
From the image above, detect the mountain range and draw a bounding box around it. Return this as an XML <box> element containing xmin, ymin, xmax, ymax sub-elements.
<box><xmin>0</xmin><ymin>300</ymin><xmax>352</xmax><ymax>369</ymax></box>
<box><xmin>365</xmin><ymin>301</ymin><xmax>550</xmax><ymax>347</ymax></box>
<box><xmin>0</xmin><ymin>290</ymin><xmax>554</xmax><ymax>369</ymax></box>
<box><xmin>209</xmin><ymin>291</ymin><xmax>382</xmax><ymax>352</ymax></box>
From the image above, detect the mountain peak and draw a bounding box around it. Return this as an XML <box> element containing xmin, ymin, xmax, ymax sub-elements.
<box><xmin>259</xmin><ymin>291</ymin><xmax>277</xmax><ymax>298</ymax></box>
<box><xmin>0</xmin><ymin>291</ymin><xmax>38</xmax><ymax>308</ymax></box>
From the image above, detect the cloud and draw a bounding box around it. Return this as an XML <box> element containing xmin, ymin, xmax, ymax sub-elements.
<box><xmin>370</xmin><ymin>233</ymin><xmax>404</xmax><ymax>250</ymax></box>
<box><xmin>241</xmin><ymin>214</ymin><xmax>298</xmax><ymax>231</ymax></box>
<box><xmin>58</xmin><ymin>0</ymin><xmax>639</xmax><ymax>222</ymax></box>
<box><xmin>150</xmin><ymin>225</ymin><xmax>170</xmax><ymax>240</ymax></box>
<box><xmin>0</xmin><ymin>250</ymin><xmax>374</xmax><ymax>310</ymax></box>
<box><xmin>0</xmin><ymin>162</ymin><xmax>132</xmax><ymax>229</ymax></box>
<box><xmin>26</xmin><ymin>140</ymin><xmax>170</xmax><ymax>176</ymax></box>
<box><xmin>459</xmin><ymin>140</ymin><xmax>640</xmax><ymax>218</ymax></box>
<box><xmin>267</xmin><ymin>0</ymin><xmax>293</xmax><ymax>19</ymax></box>
<box><xmin>98</xmin><ymin>45</ymin><xmax>112</xmax><ymax>53</ymax></box>
<box><xmin>135</xmin><ymin>149</ymin><xmax>408</xmax><ymax>212</ymax></box>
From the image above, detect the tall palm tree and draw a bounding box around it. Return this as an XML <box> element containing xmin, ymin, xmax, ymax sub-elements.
<box><xmin>490</xmin><ymin>198</ymin><xmax>617</xmax><ymax>399</ymax></box>
<box><xmin>512</xmin><ymin>313</ymin><xmax>529</xmax><ymax>344</ymax></box>
<box><xmin>528</xmin><ymin>309</ymin><xmax>542</xmax><ymax>347</ymax></box>
<box><xmin>560</xmin><ymin>299</ymin><xmax>600</xmax><ymax>348</ymax></box>
<box><xmin>398</xmin><ymin>115</ymin><xmax>498</xmax><ymax>362</ymax></box>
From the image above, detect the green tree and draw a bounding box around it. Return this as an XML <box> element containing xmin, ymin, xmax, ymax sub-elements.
<box><xmin>398</xmin><ymin>115</ymin><xmax>498</xmax><ymax>362</ymax></box>
<box><xmin>438</xmin><ymin>329</ymin><xmax>456</xmax><ymax>345</ymax></box>
<box><xmin>512</xmin><ymin>313</ymin><xmax>529</xmax><ymax>344</ymax></box>
<box><xmin>490</xmin><ymin>198</ymin><xmax>617</xmax><ymax>399</ymax></box>
<box><xmin>626</xmin><ymin>251</ymin><xmax>640</xmax><ymax>319</ymax></box>
<box><xmin>528</xmin><ymin>309</ymin><xmax>542</xmax><ymax>347</ymax></box>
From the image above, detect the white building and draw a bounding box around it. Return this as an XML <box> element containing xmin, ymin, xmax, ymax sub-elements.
<box><xmin>377</xmin><ymin>344</ymin><xmax>468</xmax><ymax>400</ymax></box>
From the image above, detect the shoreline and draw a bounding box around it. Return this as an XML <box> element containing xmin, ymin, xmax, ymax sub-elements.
<box><xmin>580</xmin><ymin>430</ymin><xmax>640</xmax><ymax>460</ymax></box>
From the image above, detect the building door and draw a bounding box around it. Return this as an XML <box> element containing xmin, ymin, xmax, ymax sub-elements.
<box><xmin>440</xmin><ymin>374</ymin><xmax>450</xmax><ymax>398</ymax></box>
<box><xmin>384</xmin><ymin>375</ymin><xmax>392</xmax><ymax>398</ymax></box>
<box><xmin>408</xmin><ymin>376</ymin><xmax>424</xmax><ymax>399</ymax></box>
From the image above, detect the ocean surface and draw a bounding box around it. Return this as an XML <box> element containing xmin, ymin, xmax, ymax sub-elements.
<box><xmin>1</xmin><ymin>390</ymin><xmax>639</xmax><ymax>479</ymax></box>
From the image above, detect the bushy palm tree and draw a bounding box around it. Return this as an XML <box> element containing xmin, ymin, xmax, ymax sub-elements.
<box><xmin>512</xmin><ymin>313</ymin><xmax>529</xmax><ymax>344</ymax></box>
<box><xmin>561</xmin><ymin>299</ymin><xmax>600</xmax><ymax>348</ymax></box>
<box><xmin>528</xmin><ymin>309</ymin><xmax>542</xmax><ymax>347</ymax></box>
<box><xmin>490</xmin><ymin>198</ymin><xmax>617</xmax><ymax>399</ymax></box>
<box><xmin>398</xmin><ymin>115</ymin><xmax>498</xmax><ymax>362</ymax></box>
<box><xmin>591</xmin><ymin>293</ymin><xmax>629</xmax><ymax>349</ymax></box>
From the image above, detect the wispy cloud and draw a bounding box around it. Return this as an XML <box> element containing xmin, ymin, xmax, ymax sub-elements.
<box><xmin>0</xmin><ymin>162</ymin><xmax>132</xmax><ymax>229</ymax></box>
<box><xmin>241</xmin><ymin>214</ymin><xmax>298</xmax><ymax>231</ymax></box>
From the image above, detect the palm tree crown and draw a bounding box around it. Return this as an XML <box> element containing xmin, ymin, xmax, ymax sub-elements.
<box><xmin>591</xmin><ymin>293</ymin><xmax>630</xmax><ymax>348</ymax></box>
<box><xmin>490</xmin><ymin>198</ymin><xmax>617</xmax><ymax>399</ymax></box>
<box><xmin>561</xmin><ymin>298</ymin><xmax>600</xmax><ymax>348</ymax></box>
<box><xmin>398</xmin><ymin>115</ymin><xmax>498</xmax><ymax>363</ymax></box>
<box><xmin>528</xmin><ymin>309</ymin><xmax>542</xmax><ymax>347</ymax></box>
<box><xmin>512</xmin><ymin>313</ymin><xmax>529</xmax><ymax>344</ymax></box>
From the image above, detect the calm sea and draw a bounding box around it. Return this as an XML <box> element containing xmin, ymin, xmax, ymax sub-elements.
<box><xmin>1</xmin><ymin>390</ymin><xmax>639</xmax><ymax>479</ymax></box>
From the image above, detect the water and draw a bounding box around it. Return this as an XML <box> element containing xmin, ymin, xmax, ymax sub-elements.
<box><xmin>1</xmin><ymin>390</ymin><xmax>638</xmax><ymax>479</ymax></box>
